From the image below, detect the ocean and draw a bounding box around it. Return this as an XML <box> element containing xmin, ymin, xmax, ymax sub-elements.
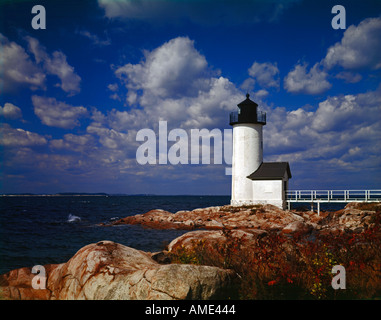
<box><xmin>0</xmin><ymin>195</ymin><xmax>345</xmax><ymax>275</ymax></box>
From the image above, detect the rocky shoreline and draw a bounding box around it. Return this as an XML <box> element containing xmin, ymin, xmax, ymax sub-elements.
<box><xmin>1</xmin><ymin>202</ymin><xmax>380</xmax><ymax>300</ymax></box>
<box><xmin>101</xmin><ymin>202</ymin><xmax>377</xmax><ymax>235</ymax></box>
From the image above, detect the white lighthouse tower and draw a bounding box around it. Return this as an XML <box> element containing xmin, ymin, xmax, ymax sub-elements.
<box><xmin>229</xmin><ymin>94</ymin><xmax>291</xmax><ymax>209</ymax></box>
<box><xmin>230</xmin><ymin>94</ymin><xmax>266</xmax><ymax>206</ymax></box>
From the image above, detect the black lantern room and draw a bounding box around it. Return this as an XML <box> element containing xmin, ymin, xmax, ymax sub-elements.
<box><xmin>229</xmin><ymin>93</ymin><xmax>266</xmax><ymax>125</ymax></box>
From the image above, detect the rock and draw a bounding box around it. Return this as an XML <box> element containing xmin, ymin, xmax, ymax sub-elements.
<box><xmin>0</xmin><ymin>241</ymin><xmax>236</xmax><ymax>300</ymax></box>
<box><xmin>204</xmin><ymin>219</ymin><xmax>225</xmax><ymax>229</ymax></box>
<box><xmin>143</xmin><ymin>264</ymin><xmax>235</xmax><ymax>300</ymax></box>
<box><xmin>167</xmin><ymin>229</ymin><xmax>267</xmax><ymax>253</ymax></box>
<box><xmin>107</xmin><ymin>204</ymin><xmax>315</xmax><ymax>233</ymax></box>
<box><xmin>4</xmin><ymin>201</ymin><xmax>378</xmax><ymax>300</ymax></box>
<box><xmin>151</xmin><ymin>251</ymin><xmax>171</xmax><ymax>264</ymax></box>
<box><xmin>338</xmin><ymin>210</ymin><xmax>373</xmax><ymax>232</ymax></box>
<box><xmin>0</xmin><ymin>264</ymin><xmax>58</xmax><ymax>300</ymax></box>
<box><xmin>282</xmin><ymin>221</ymin><xmax>312</xmax><ymax>234</ymax></box>
<box><xmin>316</xmin><ymin>202</ymin><xmax>379</xmax><ymax>233</ymax></box>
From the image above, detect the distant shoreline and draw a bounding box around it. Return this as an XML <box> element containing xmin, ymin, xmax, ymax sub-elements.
<box><xmin>1</xmin><ymin>194</ymin><xmax>230</xmax><ymax>197</ymax></box>
<box><xmin>1</xmin><ymin>193</ymin><xmax>110</xmax><ymax>197</ymax></box>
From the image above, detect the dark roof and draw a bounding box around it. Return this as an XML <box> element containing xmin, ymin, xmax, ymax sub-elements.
<box><xmin>237</xmin><ymin>93</ymin><xmax>258</xmax><ymax>108</ymax></box>
<box><xmin>247</xmin><ymin>162</ymin><xmax>292</xmax><ymax>180</ymax></box>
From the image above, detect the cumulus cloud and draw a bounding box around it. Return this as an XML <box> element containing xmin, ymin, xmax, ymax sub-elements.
<box><xmin>283</xmin><ymin>17</ymin><xmax>381</xmax><ymax>95</ymax></box>
<box><xmin>114</xmin><ymin>36</ymin><xmax>241</xmax><ymax>129</ymax></box>
<box><xmin>50</xmin><ymin>134</ymin><xmax>97</xmax><ymax>153</ymax></box>
<box><xmin>0</xmin><ymin>123</ymin><xmax>47</xmax><ymax>147</ymax></box>
<box><xmin>115</xmin><ymin>37</ymin><xmax>210</xmax><ymax>100</ymax></box>
<box><xmin>59</xmin><ymin>36</ymin><xmax>244</xmax><ymax>184</ymax></box>
<box><xmin>26</xmin><ymin>36</ymin><xmax>81</xmax><ymax>95</ymax></box>
<box><xmin>0</xmin><ymin>103</ymin><xmax>23</xmax><ymax>120</ymax></box>
<box><xmin>0</xmin><ymin>33</ymin><xmax>45</xmax><ymax>93</ymax></box>
<box><xmin>248</xmin><ymin>61</ymin><xmax>280</xmax><ymax>89</ymax></box>
<box><xmin>323</xmin><ymin>17</ymin><xmax>381</xmax><ymax>70</ymax></box>
<box><xmin>0</xmin><ymin>34</ymin><xmax>81</xmax><ymax>95</ymax></box>
<box><xmin>86</xmin><ymin>122</ymin><xmax>133</xmax><ymax>150</ymax></box>
<box><xmin>284</xmin><ymin>62</ymin><xmax>332</xmax><ymax>95</ymax></box>
<box><xmin>32</xmin><ymin>96</ymin><xmax>88</xmax><ymax>129</ymax></box>
<box><xmin>4</xmin><ymin>30</ymin><xmax>379</xmax><ymax>193</ymax></box>
<box><xmin>265</xmin><ymin>85</ymin><xmax>381</xmax><ymax>187</ymax></box>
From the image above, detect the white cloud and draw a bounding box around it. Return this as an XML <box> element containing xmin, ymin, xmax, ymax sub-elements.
<box><xmin>335</xmin><ymin>72</ymin><xmax>362</xmax><ymax>83</ymax></box>
<box><xmin>284</xmin><ymin>62</ymin><xmax>331</xmax><ymax>95</ymax></box>
<box><xmin>86</xmin><ymin>122</ymin><xmax>135</xmax><ymax>150</ymax></box>
<box><xmin>0</xmin><ymin>34</ymin><xmax>81</xmax><ymax>95</ymax></box>
<box><xmin>248</xmin><ymin>61</ymin><xmax>280</xmax><ymax>88</ymax></box>
<box><xmin>114</xmin><ymin>36</ymin><xmax>241</xmax><ymax>129</ymax></box>
<box><xmin>115</xmin><ymin>37</ymin><xmax>209</xmax><ymax>100</ymax></box>
<box><xmin>50</xmin><ymin>134</ymin><xmax>96</xmax><ymax>153</ymax></box>
<box><xmin>45</xmin><ymin>51</ymin><xmax>81</xmax><ymax>95</ymax></box>
<box><xmin>311</xmin><ymin>95</ymin><xmax>363</xmax><ymax>132</ymax></box>
<box><xmin>323</xmin><ymin>17</ymin><xmax>381</xmax><ymax>70</ymax></box>
<box><xmin>26</xmin><ymin>36</ymin><xmax>81</xmax><ymax>95</ymax></box>
<box><xmin>0</xmin><ymin>123</ymin><xmax>47</xmax><ymax>147</ymax></box>
<box><xmin>0</xmin><ymin>33</ymin><xmax>45</xmax><ymax>93</ymax></box>
<box><xmin>107</xmin><ymin>83</ymin><xmax>118</xmax><ymax>92</ymax></box>
<box><xmin>77</xmin><ymin>30</ymin><xmax>111</xmax><ymax>46</ymax></box>
<box><xmin>72</xmin><ymin>36</ymin><xmax>245</xmax><ymax>183</ymax></box>
<box><xmin>0</xmin><ymin>103</ymin><xmax>22</xmax><ymax>119</ymax></box>
<box><xmin>284</xmin><ymin>17</ymin><xmax>381</xmax><ymax>95</ymax></box>
<box><xmin>32</xmin><ymin>96</ymin><xmax>88</xmax><ymax>129</ymax></box>
<box><xmin>265</xmin><ymin>86</ymin><xmax>381</xmax><ymax>183</ymax></box>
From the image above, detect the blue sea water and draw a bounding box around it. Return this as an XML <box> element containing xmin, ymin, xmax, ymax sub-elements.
<box><xmin>0</xmin><ymin>195</ymin><xmax>346</xmax><ymax>275</ymax></box>
<box><xmin>0</xmin><ymin>195</ymin><xmax>230</xmax><ymax>274</ymax></box>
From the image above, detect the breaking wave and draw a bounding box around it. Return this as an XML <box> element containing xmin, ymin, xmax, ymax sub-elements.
<box><xmin>67</xmin><ymin>214</ymin><xmax>81</xmax><ymax>223</ymax></box>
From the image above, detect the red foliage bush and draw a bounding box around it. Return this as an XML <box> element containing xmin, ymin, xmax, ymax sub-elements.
<box><xmin>170</xmin><ymin>214</ymin><xmax>381</xmax><ymax>299</ymax></box>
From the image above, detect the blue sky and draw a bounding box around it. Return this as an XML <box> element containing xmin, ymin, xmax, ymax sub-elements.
<box><xmin>1</xmin><ymin>0</ymin><xmax>380</xmax><ymax>194</ymax></box>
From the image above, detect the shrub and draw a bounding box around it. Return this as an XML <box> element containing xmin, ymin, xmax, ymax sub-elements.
<box><xmin>170</xmin><ymin>222</ymin><xmax>381</xmax><ymax>299</ymax></box>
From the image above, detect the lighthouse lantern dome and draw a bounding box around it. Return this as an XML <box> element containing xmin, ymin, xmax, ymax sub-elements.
<box><xmin>229</xmin><ymin>93</ymin><xmax>266</xmax><ymax>125</ymax></box>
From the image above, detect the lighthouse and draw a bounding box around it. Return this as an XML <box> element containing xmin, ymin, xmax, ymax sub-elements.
<box><xmin>229</xmin><ymin>94</ymin><xmax>291</xmax><ymax>209</ymax></box>
<box><xmin>230</xmin><ymin>93</ymin><xmax>266</xmax><ymax>206</ymax></box>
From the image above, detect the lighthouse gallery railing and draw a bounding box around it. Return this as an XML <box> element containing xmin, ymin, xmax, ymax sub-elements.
<box><xmin>286</xmin><ymin>190</ymin><xmax>381</xmax><ymax>203</ymax></box>
<box><xmin>229</xmin><ymin>111</ymin><xmax>266</xmax><ymax>124</ymax></box>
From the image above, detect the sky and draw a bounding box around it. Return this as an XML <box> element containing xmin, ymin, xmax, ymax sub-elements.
<box><xmin>0</xmin><ymin>0</ymin><xmax>380</xmax><ymax>195</ymax></box>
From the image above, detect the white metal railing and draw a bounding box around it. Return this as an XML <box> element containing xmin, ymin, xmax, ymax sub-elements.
<box><xmin>286</xmin><ymin>190</ymin><xmax>381</xmax><ymax>203</ymax></box>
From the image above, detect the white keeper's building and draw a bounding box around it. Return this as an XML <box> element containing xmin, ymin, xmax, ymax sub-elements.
<box><xmin>229</xmin><ymin>94</ymin><xmax>291</xmax><ymax>209</ymax></box>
